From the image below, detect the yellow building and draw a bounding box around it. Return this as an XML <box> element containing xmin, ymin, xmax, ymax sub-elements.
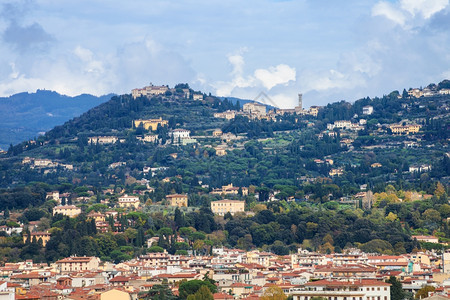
<box><xmin>211</xmin><ymin>200</ymin><xmax>245</xmax><ymax>216</ymax></box>
<box><xmin>133</xmin><ymin>118</ymin><xmax>168</xmax><ymax>131</ymax></box>
<box><xmin>166</xmin><ymin>194</ymin><xmax>188</xmax><ymax>207</ymax></box>
<box><xmin>118</xmin><ymin>194</ymin><xmax>140</xmax><ymax>209</ymax></box>
<box><xmin>308</xmin><ymin>106</ymin><xmax>320</xmax><ymax>117</ymax></box>
<box><xmin>389</xmin><ymin>124</ymin><xmax>421</xmax><ymax>134</ymax></box>
<box><xmin>100</xmin><ymin>289</ymin><xmax>131</xmax><ymax>300</ymax></box>
<box><xmin>53</xmin><ymin>205</ymin><xmax>82</xmax><ymax>217</ymax></box>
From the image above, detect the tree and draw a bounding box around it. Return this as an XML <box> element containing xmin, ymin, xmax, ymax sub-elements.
<box><xmin>145</xmin><ymin>284</ymin><xmax>177</xmax><ymax>300</ymax></box>
<box><xmin>386</xmin><ymin>276</ymin><xmax>405</xmax><ymax>300</ymax></box>
<box><xmin>178</xmin><ymin>279</ymin><xmax>217</xmax><ymax>300</ymax></box>
<box><xmin>261</xmin><ymin>286</ymin><xmax>287</xmax><ymax>300</ymax></box>
<box><xmin>186</xmin><ymin>285</ymin><xmax>213</xmax><ymax>300</ymax></box>
<box><xmin>415</xmin><ymin>285</ymin><xmax>435</xmax><ymax>299</ymax></box>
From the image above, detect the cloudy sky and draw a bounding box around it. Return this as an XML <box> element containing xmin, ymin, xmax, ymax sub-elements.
<box><xmin>1</xmin><ymin>0</ymin><xmax>450</xmax><ymax>108</ymax></box>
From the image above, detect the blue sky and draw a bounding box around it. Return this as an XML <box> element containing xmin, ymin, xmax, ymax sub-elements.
<box><xmin>0</xmin><ymin>0</ymin><xmax>449</xmax><ymax>108</ymax></box>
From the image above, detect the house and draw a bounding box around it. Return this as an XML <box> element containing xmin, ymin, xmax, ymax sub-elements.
<box><xmin>215</xmin><ymin>147</ymin><xmax>227</xmax><ymax>156</ymax></box>
<box><xmin>211</xmin><ymin>200</ymin><xmax>245</xmax><ymax>216</ymax></box>
<box><xmin>412</xmin><ymin>235</ymin><xmax>439</xmax><ymax>244</ymax></box>
<box><xmin>291</xmin><ymin>279</ymin><xmax>391</xmax><ymax>300</ymax></box>
<box><xmin>363</xmin><ymin>105</ymin><xmax>373</xmax><ymax>115</ymax></box>
<box><xmin>166</xmin><ymin>194</ymin><xmax>188</xmax><ymax>207</ymax></box>
<box><xmin>214</xmin><ymin>110</ymin><xmax>236</xmax><ymax>120</ymax></box>
<box><xmin>55</xmin><ymin>256</ymin><xmax>101</xmax><ymax>274</ymax></box>
<box><xmin>308</xmin><ymin>106</ymin><xmax>320</xmax><ymax>117</ymax></box>
<box><xmin>329</xmin><ymin>168</ymin><xmax>344</xmax><ymax>177</ymax></box>
<box><xmin>389</xmin><ymin>124</ymin><xmax>421</xmax><ymax>134</ymax></box>
<box><xmin>170</xmin><ymin>129</ymin><xmax>191</xmax><ymax>140</ymax></box>
<box><xmin>118</xmin><ymin>195</ymin><xmax>140</xmax><ymax>209</ymax></box>
<box><xmin>213</xmin><ymin>129</ymin><xmax>223</xmax><ymax>137</ymax></box>
<box><xmin>53</xmin><ymin>205</ymin><xmax>82</xmax><ymax>218</ymax></box>
<box><xmin>46</xmin><ymin>191</ymin><xmax>60</xmax><ymax>203</ymax></box>
<box><xmin>193</xmin><ymin>93</ymin><xmax>204</xmax><ymax>101</ymax></box>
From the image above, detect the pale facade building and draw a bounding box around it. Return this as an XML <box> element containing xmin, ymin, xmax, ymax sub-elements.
<box><xmin>291</xmin><ymin>279</ymin><xmax>391</xmax><ymax>300</ymax></box>
<box><xmin>53</xmin><ymin>205</ymin><xmax>82</xmax><ymax>217</ymax></box>
<box><xmin>118</xmin><ymin>194</ymin><xmax>140</xmax><ymax>209</ymax></box>
<box><xmin>362</xmin><ymin>105</ymin><xmax>373</xmax><ymax>115</ymax></box>
<box><xmin>211</xmin><ymin>200</ymin><xmax>245</xmax><ymax>216</ymax></box>
<box><xmin>55</xmin><ymin>256</ymin><xmax>101</xmax><ymax>273</ymax></box>
<box><xmin>243</xmin><ymin>102</ymin><xmax>266</xmax><ymax>116</ymax></box>
<box><xmin>132</xmin><ymin>83</ymin><xmax>169</xmax><ymax>99</ymax></box>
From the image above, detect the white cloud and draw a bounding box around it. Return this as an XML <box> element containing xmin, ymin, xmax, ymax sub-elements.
<box><xmin>372</xmin><ymin>1</ymin><xmax>406</xmax><ymax>26</ymax></box>
<box><xmin>254</xmin><ymin>64</ymin><xmax>296</xmax><ymax>90</ymax></box>
<box><xmin>372</xmin><ymin>0</ymin><xmax>449</xmax><ymax>27</ymax></box>
<box><xmin>213</xmin><ymin>52</ymin><xmax>296</xmax><ymax>99</ymax></box>
<box><xmin>400</xmin><ymin>0</ymin><xmax>449</xmax><ymax>19</ymax></box>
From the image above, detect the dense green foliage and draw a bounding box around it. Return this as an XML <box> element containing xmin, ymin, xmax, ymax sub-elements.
<box><xmin>0</xmin><ymin>82</ymin><xmax>448</xmax><ymax>263</ymax></box>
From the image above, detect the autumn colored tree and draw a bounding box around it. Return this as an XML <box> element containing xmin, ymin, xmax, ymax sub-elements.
<box><xmin>261</xmin><ymin>286</ymin><xmax>287</xmax><ymax>300</ymax></box>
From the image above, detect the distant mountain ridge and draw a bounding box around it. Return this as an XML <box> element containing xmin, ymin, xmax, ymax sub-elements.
<box><xmin>0</xmin><ymin>90</ymin><xmax>114</xmax><ymax>150</ymax></box>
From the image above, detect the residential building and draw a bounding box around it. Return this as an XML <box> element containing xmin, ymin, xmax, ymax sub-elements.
<box><xmin>193</xmin><ymin>93</ymin><xmax>204</xmax><ymax>100</ymax></box>
<box><xmin>214</xmin><ymin>110</ymin><xmax>236</xmax><ymax>120</ymax></box>
<box><xmin>363</xmin><ymin>105</ymin><xmax>374</xmax><ymax>115</ymax></box>
<box><xmin>389</xmin><ymin>124</ymin><xmax>421</xmax><ymax>134</ymax></box>
<box><xmin>166</xmin><ymin>194</ymin><xmax>188</xmax><ymax>207</ymax></box>
<box><xmin>53</xmin><ymin>205</ymin><xmax>81</xmax><ymax>217</ymax></box>
<box><xmin>291</xmin><ymin>279</ymin><xmax>391</xmax><ymax>300</ymax></box>
<box><xmin>55</xmin><ymin>256</ymin><xmax>101</xmax><ymax>273</ymax></box>
<box><xmin>118</xmin><ymin>194</ymin><xmax>140</xmax><ymax>209</ymax></box>
<box><xmin>211</xmin><ymin>200</ymin><xmax>245</xmax><ymax>216</ymax></box>
<box><xmin>308</xmin><ymin>106</ymin><xmax>320</xmax><ymax>117</ymax></box>
<box><xmin>170</xmin><ymin>129</ymin><xmax>191</xmax><ymax>141</ymax></box>
<box><xmin>412</xmin><ymin>235</ymin><xmax>439</xmax><ymax>243</ymax></box>
<box><xmin>215</xmin><ymin>147</ymin><xmax>227</xmax><ymax>156</ymax></box>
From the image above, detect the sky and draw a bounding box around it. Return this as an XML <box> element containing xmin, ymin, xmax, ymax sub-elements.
<box><xmin>0</xmin><ymin>0</ymin><xmax>450</xmax><ymax>108</ymax></box>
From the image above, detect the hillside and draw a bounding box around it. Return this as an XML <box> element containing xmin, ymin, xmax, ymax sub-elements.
<box><xmin>0</xmin><ymin>83</ymin><xmax>448</xmax><ymax>263</ymax></box>
<box><xmin>0</xmin><ymin>90</ymin><xmax>114</xmax><ymax>150</ymax></box>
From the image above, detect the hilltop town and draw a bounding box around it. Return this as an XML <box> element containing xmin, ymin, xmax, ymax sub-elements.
<box><xmin>0</xmin><ymin>81</ymin><xmax>448</xmax><ymax>299</ymax></box>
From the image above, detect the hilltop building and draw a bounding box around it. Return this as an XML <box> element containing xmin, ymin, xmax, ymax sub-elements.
<box><xmin>132</xmin><ymin>83</ymin><xmax>169</xmax><ymax>99</ymax></box>
<box><xmin>243</xmin><ymin>102</ymin><xmax>266</xmax><ymax>116</ymax></box>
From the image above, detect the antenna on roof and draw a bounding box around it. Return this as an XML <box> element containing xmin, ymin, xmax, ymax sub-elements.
<box><xmin>253</xmin><ymin>91</ymin><xmax>278</xmax><ymax>108</ymax></box>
